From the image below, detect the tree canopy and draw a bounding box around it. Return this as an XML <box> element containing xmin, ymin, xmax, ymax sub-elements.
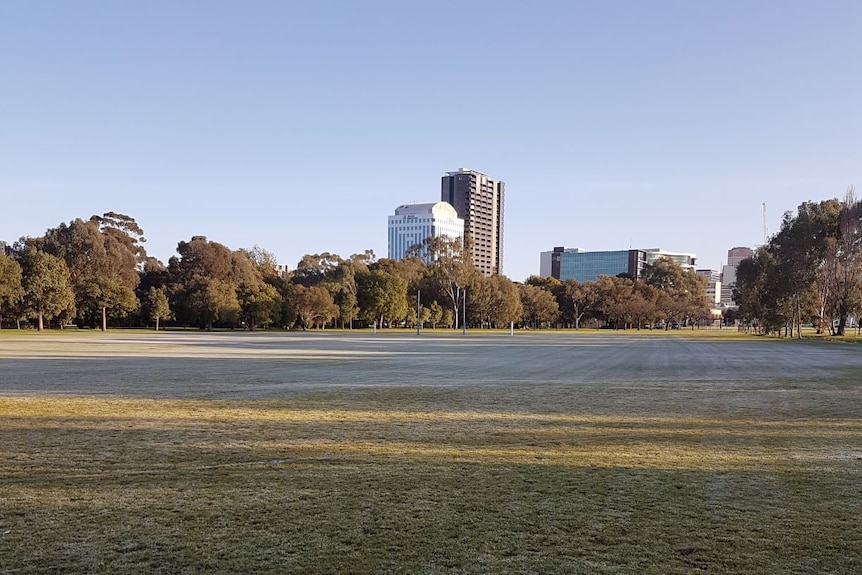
<box><xmin>18</xmin><ymin>247</ymin><xmax>76</xmax><ymax>331</ymax></box>
<box><xmin>0</xmin><ymin>253</ymin><xmax>24</xmax><ymax>328</ymax></box>
<box><xmin>20</xmin><ymin>200</ymin><xmax>862</xmax><ymax>338</ymax></box>
<box><xmin>734</xmin><ymin>192</ymin><xmax>862</xmax><ymax>337</ymax></box>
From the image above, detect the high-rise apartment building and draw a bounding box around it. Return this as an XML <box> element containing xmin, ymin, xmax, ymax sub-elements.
<box><xmin>388</xmin><ymin>202</ymin><xmax>464</xmax><ymax>264</ymax></box>
<box><xmin>441</xmin><ymin>168</ymin><xmax>505</xmax><ymax>276</ymax></box>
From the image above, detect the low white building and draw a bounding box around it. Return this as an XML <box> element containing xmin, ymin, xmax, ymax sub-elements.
<box><xmin>273</xmin><ymin>264</ymin><xmax>293</xmax><ymax>279</ymax></box>
<box><xmin>387</xmin><ymin>201</ymin><xmax>464</xmax><ymax>263</ymax></box>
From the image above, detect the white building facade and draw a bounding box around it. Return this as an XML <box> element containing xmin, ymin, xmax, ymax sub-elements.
<box><xmin>388</xmin><ymin>202</ymin><xmax>464</xmax><ymax>263</ymax></box>
<box><xmin>696</xmin><ymin>269</ymin><xmax>723</xmax><ymax>305</ymax></box>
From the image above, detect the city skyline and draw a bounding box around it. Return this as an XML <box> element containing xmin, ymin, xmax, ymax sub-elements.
<box><xmin>1</xmin><ymin>2</ymin><xmax>859</xmax><ymax>282</ymax></box>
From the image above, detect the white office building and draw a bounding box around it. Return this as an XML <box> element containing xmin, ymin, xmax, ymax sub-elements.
<box><xmin>696</xmin><ymin>269</ymin><xmax>723</xmax><ymax>305</ymax></box>
<box><xmin>388</xmin><ymin>202</ymin><xmax>464</xmax><ymax>263</ymax></box>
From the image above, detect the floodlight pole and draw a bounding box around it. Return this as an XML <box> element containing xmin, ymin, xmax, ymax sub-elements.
<box><xmin>416</xmin><ymin>290</ymin><xmax>421</xmax><ymax>336</ymax></box>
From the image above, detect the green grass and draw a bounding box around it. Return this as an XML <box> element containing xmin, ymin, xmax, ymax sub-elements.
<box><xmin>1</xmin><ymin>332</ymin><xmax>860</xmax><ymax>574</ymax></box>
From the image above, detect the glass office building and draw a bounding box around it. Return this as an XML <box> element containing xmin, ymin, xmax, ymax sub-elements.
<box><xmin>540</xmin><ymin>247</ymin><xmax>696</xmax><ymax>282</ymax></box>
<box><xmin>559</xmin><ymin>250</ymin><xmax>635</xmax><ymax>282</ymax></box>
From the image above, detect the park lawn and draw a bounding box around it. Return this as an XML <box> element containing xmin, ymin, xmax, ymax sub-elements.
<box><xmin>1</xmin><ymin>388</ymin><xmax>859</xmax><ymax>574</ymax></box>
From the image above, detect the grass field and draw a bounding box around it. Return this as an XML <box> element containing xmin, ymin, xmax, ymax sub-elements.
<box><xmin>1</xmin><ymin>330</ymin><xmax>860</xmax><ymax>574</ymax></box>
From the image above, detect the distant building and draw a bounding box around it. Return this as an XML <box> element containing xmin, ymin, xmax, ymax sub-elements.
<box><xmin>727</xmin><ymin>246</ymin><xmax>754</xmax><ymax>267</ymax></box>
<box><xmin>540</xmin><ymin>247</ymin><xmax>645</xmax><ymax>282</ymax></box>
<box><xmin>539</xmin><ymin>247</ymin><xmax>696</xmax><ymax>283</ymax></box>
<box><xmin>274</xmin><ymin>264</ymin><xmax>293</xmax><ymax>279</ymax></box>
<box><xmin>720</xmin><ymin>246</ymin><xmax>754</xmax><ymax>306</ymax></box>
<box><xmin>644</xmin><ymin>248</ymin><xmax>697</xmax><ymax>270</ymax></box>
<box><xmin>441</xmin><ymin>168</ymin><xmax>505</xmax><ymax>276</ymax></box>
<box><xmin>387</xmin><ymin>201</ymin><xmax>464</xmax><ymax>263</ymax></box>
<box><xmin>696</xmin><ymin>269</ymin><xmax>723</xmax><ymax>305</ymax></box>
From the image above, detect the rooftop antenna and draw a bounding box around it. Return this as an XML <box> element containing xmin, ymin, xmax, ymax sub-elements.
<box><xmin>762</xmin><ymin>202</ymin><xmax>768</xmax><ymax>244</ymax></box>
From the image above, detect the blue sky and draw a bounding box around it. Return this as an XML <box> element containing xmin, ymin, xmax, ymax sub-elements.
<box><xmin>2</xmin><ymin>0</ymin><xmax>860</xmax><ymax>280</ymax></box>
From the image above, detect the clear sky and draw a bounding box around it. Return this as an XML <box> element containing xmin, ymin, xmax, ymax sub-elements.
<box><xmin>2</xmin><ymin>1</ymin><xmax>860</xmax><ymax>280</ymax></box>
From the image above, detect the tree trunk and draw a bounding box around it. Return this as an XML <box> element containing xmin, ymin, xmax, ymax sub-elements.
<box><xmin>38</xmin><ymin>312</ymin><xmax>44</xmax><ymax>332</ymax></box>
<box><xmin>837</xmin><ymin>315</ymin><xmax>847</xmax><ymax>336</ymax></box>
<box><xmin>452</xmin><ymin>286</ymin><xmax>460</xmax><ymax>330</ymax></box>
<box><xmin>101</xmin><ymin>306</ymin><xmax>107</xmax><ymax>332</ymax></box>
<box><xmin>155</xmin><ymin>317</ymin><xmax>160</xmax><ymax>331</ymax></box>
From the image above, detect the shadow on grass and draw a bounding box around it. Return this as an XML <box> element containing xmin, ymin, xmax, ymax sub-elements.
<box><xmin>2</xmin><ymin>457</ymin><xmax>859</xmax><ymax>575</ymax></box>
<box><xmin>2</xmin><ymin>400</ymin><xmax>861</xmax><ymax>574</ymax></box>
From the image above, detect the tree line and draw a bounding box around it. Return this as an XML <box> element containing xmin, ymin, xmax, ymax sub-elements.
<box><xmin>0</xmin><ymin>212</ymin><xmax>713</xmax><ymax>331</ymax></box>
<box><xmin>734</xmin><ymin>187</ymin><xmax>862</xmax><ymax>337</ymax></box>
